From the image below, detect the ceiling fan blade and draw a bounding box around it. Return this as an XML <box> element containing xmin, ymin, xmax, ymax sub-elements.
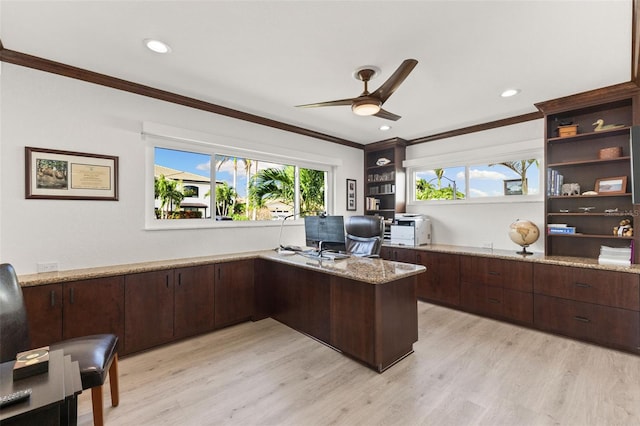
<box><xmin>296</xmin><ymin>98</ymin><xmax>355</xmax><ymax>108</ymax></box>
<box><xmin>374</xmin><ymin>108</ymin><xmax>401</xmax><ymax>121</ymax></box>
<box><xmin>371</xmin><ymin>59</ymin><xmax>418</xmax><ymax>103</ymax></box>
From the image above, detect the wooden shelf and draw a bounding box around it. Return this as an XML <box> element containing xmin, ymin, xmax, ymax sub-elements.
<box><xmin>547</xmin><ymin>233</ymin><xmax>634</xmax><ymax>239</ymax></box>
<box><xmin>548</xmin><ymin>126</ymin><xmax>630</xmax><ymax>143</ymax></box>
<box><xmin>548</xmin><ymin>193</ymin><xmax>631</xmax><ymax>199</ymax></box>
<box><xmin>548</xmin><ymin>156</ymin><xmax>630</xmax><ymax>168</ymax></box>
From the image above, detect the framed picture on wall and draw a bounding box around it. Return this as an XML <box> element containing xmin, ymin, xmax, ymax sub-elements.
<box><xmin>346</xmin><ymin>179</ymin><xmax>356</xmax><ymax>211</ymax></box>
<box><xmin>25</xmin><ymin>147</ymin><xmax>119</xmax><ymax>200</ymax></box>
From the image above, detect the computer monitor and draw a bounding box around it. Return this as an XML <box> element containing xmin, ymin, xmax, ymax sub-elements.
<box><xmin>304</xmin><ymin>215</ymin><xmax>346</xmax><ymax>252</ymax></box>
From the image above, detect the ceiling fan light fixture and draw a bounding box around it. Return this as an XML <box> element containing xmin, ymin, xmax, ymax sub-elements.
<box><xmin>352</xmin><ymin>98</ymin><xmax>381</xmax><ymax>116</ymax></box>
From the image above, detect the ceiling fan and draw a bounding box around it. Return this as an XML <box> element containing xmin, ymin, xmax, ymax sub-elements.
<box><xmin>296</xmin><ymin>59</ymin><xmax>418</xmax><ymax>121</ymax></box>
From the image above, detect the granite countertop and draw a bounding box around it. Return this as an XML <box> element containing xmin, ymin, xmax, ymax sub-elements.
<box><xmin>260</xmin><ymin>250</ymin><xmax>426</xmax><ymax>284</ymax></box>
<box><xmin>385</xmin><ymin>243</ymin><xmax>640</xmax><ymax>274</ymax></box>
<box><xmin>17</xmin><ymin>250</ymin><xmax>425</xmax><ymax>287</ymax></box>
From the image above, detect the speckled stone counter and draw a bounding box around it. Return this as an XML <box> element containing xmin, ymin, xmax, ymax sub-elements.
<box><xmin>18</xmin><ymin>250</ymin><xmax>425</xmax><ymax>287</ymax></box>
<box><xmin>260</xmin><ymin>251</ymin><xmax>425</xmax><ymax>284</ymax></box>
<box><xmin>385</xmin><ymin>243</ymin><xmax>640</xmax><ymax>274</ymax></box>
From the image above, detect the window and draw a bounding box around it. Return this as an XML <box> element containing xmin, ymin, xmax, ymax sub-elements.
<box><xmin>412</xmin><ymin>158</ymin><xmax>540</xmax><ymax>202</ymax></box>
<box><xmin>153</xmin><ymin>147</ymin><xmax>327</xmax><ymax>222</ymax></box>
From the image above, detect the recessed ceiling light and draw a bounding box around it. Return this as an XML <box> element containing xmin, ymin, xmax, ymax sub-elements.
<box><xmin>144</xmin><ymin>39</ymin><xmax>171</xmax><ymax>54</ymax></box>
<box><xmin>501</xmin><ymin>88</ymin><xmax>520</xmax><ymax>98</ymax></box>
<box><xmin>379</xmin><ymin>125</ymin><xmax>391</xmax><ymax>131</ymax></box>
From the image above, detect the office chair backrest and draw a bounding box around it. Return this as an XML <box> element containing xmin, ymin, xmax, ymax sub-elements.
<box><xmin>0</xmin><ymin>263</ymin><xmax>30</xmax><ymax>363</ymax></box>
<box><xmin>345</xmin><ymin>215</ymin><xmax>385</xmax><ymax>256</ymax></box>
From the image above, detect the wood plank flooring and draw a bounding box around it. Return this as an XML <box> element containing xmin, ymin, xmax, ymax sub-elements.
<box><xmin>76</xmin><ymin>301</ymin><xmax>640</xmax><ymax>425</ymax></box>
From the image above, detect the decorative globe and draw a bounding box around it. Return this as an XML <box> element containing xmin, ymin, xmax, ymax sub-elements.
<box><xmin>508</xmin><ymin>219</ymin><xmax>540</xmax><ymax>255</ymax></box>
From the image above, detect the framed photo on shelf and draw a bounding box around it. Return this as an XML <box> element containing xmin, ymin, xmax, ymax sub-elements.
<box><xmin>25</xmin><ymin>147</ymin><xmax>119</xmax><ymax>200</ymax></box>
<box><xmin>346</xmin><ymin>179</ymin><xmax>356</xmax><ymax>211</ymax></box>
<box><xmin>595</xmin><ymin>176</ymin><xmax>627</xmax><ymax>195</ymax></box>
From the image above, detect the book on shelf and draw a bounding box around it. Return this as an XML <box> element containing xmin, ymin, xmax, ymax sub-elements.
<box><xmin>547</xmin><ymin>226</ymin><xmax>576</xmax><ymax>234</ymax></box>
<box><xmin>365</xmin><ymin>197</ymin><xmax>380</xmax><ymax>211</ymax></box>
<box><xmin>547</xmin><ymin>169</ymin><xmax>564</xmax><ymax>196</ymax></box>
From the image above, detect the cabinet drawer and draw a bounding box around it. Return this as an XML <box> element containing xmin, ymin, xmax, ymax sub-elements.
<box><xmin>461</xmin><ymin>282</ymin><xmax>533</xmax><ymax>324</ymax></box>
<box><xmin>533</xmin><ymin>264</ymin><xmax>640</xmax><ymax>311</ymax></box>
<box><xmin>534</xmin><ymin>294</ymin><xmax>640</xmax><ymax>350</ymax></box>
<box><xmin>460</xmin><ymin>256</ymin><xmax>532</xmax><ymax>292</ymax></box>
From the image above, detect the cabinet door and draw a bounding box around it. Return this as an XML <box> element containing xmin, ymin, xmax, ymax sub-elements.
<box><xmin>175</xmin><ymin>265</ymin><xmax>215</xmax><ymax>339</ymax></box>
<box><xmin>380</xmin><ymin>247</ymin><xmax>416</xmax><ymax>263</ymax></box>
<box><xmin>22</xmin><ymin>284</ymin><xmax>63</xmax><ymax>348</ymax></box>
<box><xmin>124</xmin><ymin>270</ymin><xmax>175</xmax><ymax>354</ymax></box>
<box><xmin>534</xmin><ymin>294</ymin><xmax>640</xmax><ymax>350</ymax></box>
<box><xmin>534</xmin><ymin>264</ymin><xmax>639</xmax><ymax>311</ymax></box>
<box><xmin>214</xmin><ymin>260</ymin><xmax>254</xmax><ymax>328</ymax></box>
<box><xmin>63</xmin><ymin>276</ymin><xmax>125</xmax><ymax>353</ymax></box>
<box><xmin>415</xmin><ymin>252</ymin><xmax>460</xmax><ymax>306</ymax></box>
<box><xmin>460</xmin><ymin>256</ymin><xmax>532</xmax><ymax>292</ymax></box>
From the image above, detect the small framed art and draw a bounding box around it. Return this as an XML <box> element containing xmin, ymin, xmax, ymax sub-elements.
<box><xmin>346</xmin><ymin>179</ymin><xmax>356</xmax><ymax>211</ymax></box>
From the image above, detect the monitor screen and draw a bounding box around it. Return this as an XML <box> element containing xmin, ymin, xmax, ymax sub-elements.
<box><xmin>304</xmin><ymin>215</ymin><xmax>346</xmax><ymax>252</ymax></box>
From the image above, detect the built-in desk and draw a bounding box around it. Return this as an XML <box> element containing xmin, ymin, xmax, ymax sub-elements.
<box><xmin>256</xmin><ymin>252</ymin><xmax>426</xmax><ymax>372</ymax></box>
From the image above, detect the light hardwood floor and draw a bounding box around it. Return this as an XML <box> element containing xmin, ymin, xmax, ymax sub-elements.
<box><xmin>76</xmin><ymin>301</ymin><xmax>640</xmax><ymax>425</ymax></box>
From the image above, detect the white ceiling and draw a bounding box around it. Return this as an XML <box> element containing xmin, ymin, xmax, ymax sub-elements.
<box><xmin>0</xmin><ymin>1</ymin><xmax>633</xmax><ymax>145</ymax></box>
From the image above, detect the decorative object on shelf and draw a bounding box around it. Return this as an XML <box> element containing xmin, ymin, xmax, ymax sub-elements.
<box><xmin>595</xmin><ymin>176</ymin><xmax>627</xmax><ymax>194</ymax></box>
<box><xmin>604</xmin><ymin>208</ymin><xmax>619</xmax><ymax>213</ymax></box>
<box><xmin>613</xmin><ymin>218</ymin><xmax>633</xmax><ymax>237</ymax></box>
<box><xmin>561</xmin><ymin>183</ymin><xmax>580</xmax><ymax>196</ymax></box>
<box><xmin>559</xmin><ymin>209</ymin><xmax>570</xmax><ymax>213</ymax></box>
<box><xmin>557</xmin><ymin>124</ymin><xmax>578</xmax><ymax>137</ymax></box>
<box><xmin>346</xmin><ymin>179</ymin><xmax>356</xmax><ymax>211</ymax></box>
<box><xmin>582</xmin><ymin>190</ymin><xmax>598</xmax><ymax>196</ymax></box>
<box><xmin>578</xmin><ymin>207</ymin><xmax>596</xmax><ymax>213</ymax></box>
<box><xmin>25</xmin><ymin>146</ymin><xmax>119</xmax><ymax>200</ymax></box>
<box><xmin>598</xmin><ymin>146</ymin><xmax>623</xmax><ymax>159</ymax></box>
<box><xmin>375</xmin><ymin>157</ymin><xmax>391</xmax><ymax>166</ymax></box>
<box><xmin>592</xmin><ymin>119</ymin><xmax>624</xmax><ymax>132</ymax></box>
<box><xmin>508</xmin><ymin>219</ymin><xmax>540</xmax><ymax>256</ymax></box>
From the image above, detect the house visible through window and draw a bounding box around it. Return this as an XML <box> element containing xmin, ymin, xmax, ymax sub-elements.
<box><xmin>154</xmin><ymin>147</ymin><xmax>327</xmax><ymax>221</ymax></box>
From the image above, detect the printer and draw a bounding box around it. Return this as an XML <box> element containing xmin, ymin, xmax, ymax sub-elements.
<box><xmin>390</xmin><ymin>213</ymin><xmax>431</xmax><ymax>246</ymax></box>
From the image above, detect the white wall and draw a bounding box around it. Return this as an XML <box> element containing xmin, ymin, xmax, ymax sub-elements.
<box><xmin>1</xmin><ymin>64</ymin><xmax>363</xmax><ymax>274</ymax></box>
<box><xmin>405</xmin><ymin>120</ymin><xmax>546</xmax><ymax>253</ymax></box>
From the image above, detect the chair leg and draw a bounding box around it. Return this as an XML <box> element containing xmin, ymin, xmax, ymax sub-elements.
<box><xmin>109</xmin><ymin>353</ymin><xmax>120</xmax><ymax>407</ymax></box>
<box><xmin>91</xmin><ymin>385</ymin><xmax>104</xmax><ymax>426</ymax></box>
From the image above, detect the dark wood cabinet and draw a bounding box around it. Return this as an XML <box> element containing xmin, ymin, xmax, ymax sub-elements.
<box><xmin>214</xmin><ymin>259</ymin><xmax>254</xmax><ymax>328</ymax></box>
<box><xmin>124</xmin><ymin>269</ymin><xmax>175</xmax><ymax>354</ymax></box>
<box><xmin>363</xmin><ymin>138</ymin><xmax>406</xmax><ymax>222</ymax></box>
<box><xmin>174</xmin><ymin>265</ymin><xmax>215</xmax><ymax>339</ymax></box>
<box><xmin>415</xmin><ymin>251</ymin><xmax>460</xmax><ymax>306</ymax></box>
<box><xmin>22</xmin><ymin>277</ymin><xmax>125</xmax><ymax>351</ymax></box>
<box><xmin>22</xmin><ymin>284</ymin><xmax>63</xmax><ymax>348</ymax></box>
<box><xmin>536</xmin><ymin>86</ymin><xmax>640</xmax><ymax>261</ymax></box>
<box><xmin>533</xmin><ymin>263</ymin><xmax>640</xmax><ymax>351</ymax></box>
<box><xmin>62</xmin><ymin>276</ymin><xmax>125</xmax><ymax>351</ymax></box>
<box><xmin>380</xmin><ymin>246</ymin><xmax>416</xmax><ymax>263</ymax></box>
<box><xmin>460</xmin><ymin>255</ymin><xmax>533</xmax><ymax>324</ymax></box>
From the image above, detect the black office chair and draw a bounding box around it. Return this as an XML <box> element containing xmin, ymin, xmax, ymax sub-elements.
<box><xmin>0</xmin><ymin>263</ymin><xmax>119</xmax><ymax>426</ymax></box>
<box><xmin>345</xmin><ymin>215</ymin><xmax>385</xmax><ymax>257</ymax></box>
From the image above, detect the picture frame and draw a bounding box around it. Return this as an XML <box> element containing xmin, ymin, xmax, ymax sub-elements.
<box><xmin>25</xmin><ymin>147</ymin><xmax>119</xmax><ymax>200</ymax></box>
<box><xmin>346</xmin><ymin>179</ymin><xmax>357</xmax><ymax>211</ymax></box>
<box><xmin>595</xmin><ymin>176</ymin><xmax>627</xmax><ymax>195</ymax></box>
<box><xmin>503</xmin><ymin>178</ymin><xmax>525</xmax><ymax>195</ymax></box>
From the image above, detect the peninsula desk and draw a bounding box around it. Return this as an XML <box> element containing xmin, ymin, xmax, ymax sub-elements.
<box><xmin>17</xmin><ymin>251</ymin><xmax>426</xmax><ymax>373</ymax></box>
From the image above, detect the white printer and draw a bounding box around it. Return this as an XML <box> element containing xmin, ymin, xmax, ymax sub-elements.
<box><xmin>390</xmin><ymin>213</ymin><xmax>431</xmax><ymax>246</ymax></box>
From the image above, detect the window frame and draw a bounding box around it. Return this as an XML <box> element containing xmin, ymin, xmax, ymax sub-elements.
<box><xmin>406</xmin><ymin>142</ymin><xmax>544</xmax><ymax>206</ymax></box>
<box><xmin>144</xmin><ymin>129</ymin><xmax>337</xmax><ymax>231</ymax></box>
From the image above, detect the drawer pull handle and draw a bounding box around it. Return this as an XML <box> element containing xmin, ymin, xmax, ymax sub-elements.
<box><xmin>50</xmin><ymin>290</ymin><xmax>56</xmax><ymax>307</ymax></box>
<box><xmin>488</xmin><ymin>298</ymin><xmax>500</xmax><ymax>304</ymax></box>
<box><xmin>574</xmin><ymin>316</ymin><xmax>590</xmax><ymax>323</ymax></box>
<box><xmin>575</xmin><ymin>282</ymin><xmax>591</xmax><ymax>288</ymax></box>
<box><xmin>69</xmin><ymin>288</ymin><xmax>75</xmax><ymax>304</ymax></box>
<box><xmin>488</xmin><ymin>271</ymin><xmax>500</xmax><ymax>276</ymax></box>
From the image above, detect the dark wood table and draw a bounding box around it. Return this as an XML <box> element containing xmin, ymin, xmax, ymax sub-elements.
<box><xmin>0</xmin><ymin>349</ymin><xmax>82</xmax><ymax>426</ymax></box>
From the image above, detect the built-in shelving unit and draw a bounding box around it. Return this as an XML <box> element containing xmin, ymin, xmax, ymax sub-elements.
<box><xmin>363</xmin><ymin>138</ymin><xmax>406</xmax><ymax>224</ymax></box>
<box><xmin>536</xmin><ymin>85</ymin><xmax>640</xmax><ymax>262</ymax></box>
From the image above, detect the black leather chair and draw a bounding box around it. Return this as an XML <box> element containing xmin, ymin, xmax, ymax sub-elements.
<box><xmin>345</xmin><ymin>215</ymin><xmax>385</xmax><ymax>257</ymax></box>
<box><xmin>0</xmin><ymin>263</ymin><xmax>119</xmax><ymax>426</ymax></box>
